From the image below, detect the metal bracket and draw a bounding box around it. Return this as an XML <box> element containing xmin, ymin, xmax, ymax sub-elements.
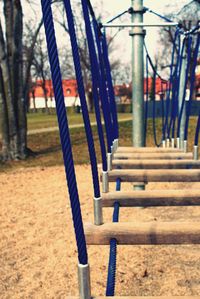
<box><xmin>78</xmin><ymin>264</ymin><xmax>91</xmax><ymax>299</ymax></box>
<box><xmin>107</xmin><ymin>153</ymin><xmax>112</xmax><ymax>171</ymax></box>
<box><xmin>128</xmin><ymin>7</ymin><xmax>148</xmax><ymax>14</ymax></box>
<box><xmin>171</xmin><ymin>138</ymin><xmax>175</xmax><ymax>148</ymax></box>
<box><xmin>93</xmin><ymin>197</ymin><xmax>103</xmax><ymax>225</ymax></box>
<box><xmin>184</xmin><ymin>140</ymin><xmax>187</xmax><ymax>153</ymax></box>
<box><xmin>102</xmin><ymin>171</ymin><xmax>109</xmax><ymax>193</ymax></box>
<box><xmin>193</xmin><ymin>145</ymin><xmax>198</xmax><ymax>160</ymax></box>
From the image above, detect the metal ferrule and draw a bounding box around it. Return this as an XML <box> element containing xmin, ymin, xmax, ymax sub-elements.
<box><xmin>184</xmin><ymin>140</ymin><xmax>187</xmax><ymax>153</ymax></box>
<box><xmin>193</xmin><ymin>145</ymin><xmax>198</xmax><ymax>160</ymax></box>
<box><xmin>102</xmin><ymin>171</ymin><xmax>109</xmax><ymax>193</ymax></box>
<box><xmin>78</xmin><ymin>264</ymin><xmax>91</xmax><ymax>299</ymax></box>
<box><xmin>171</xmin><ymin>138</ymin><xmax>175</xmax><ymax>148</ymax></box>
<box><xmin>166</xmin><ymin>138</ymin><xmax>170</xmax><ymax>148</ymax></box>
<box><xmin>162</xmin><ymin>140</ymin><xmax>166</xmax><ymax>148</ymax></box>
<box><xmin>111</xmin><ymin>145</ymin><xmax>114</xmax><ymax>154</ymax></box>
<box><xmin>93</xmin><ymin>197</ymin><xmax>103</xmax><ymax>225</ymax></box>
<box><xmin>177</xmin><ymin>137</ymin><xmax>180</xmax><ymax>149</ymax></box>
<box><xmin>133</xmin><ymin>183</ymin><xmax>145</xmax><ymax>191</ymax></box>
<box><xmin>115</xmin><ymin>139</ymin><xmax>119</xmax><ymax>151</ymax></box>
<box><xmin>107</xmin><ymin>153</ymin><xmax>112</xmax><ymax>171</ymax></box>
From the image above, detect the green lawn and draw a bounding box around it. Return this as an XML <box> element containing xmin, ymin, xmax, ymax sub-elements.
<box><xmin>0</xmin><ymin>116</ymin><xmax>198</xmax><ymax>172</ymax></box>
<box><xmin>27</xmin><ymin>112</ymin><xmax>132</xmax><ymax>131</ymax></box>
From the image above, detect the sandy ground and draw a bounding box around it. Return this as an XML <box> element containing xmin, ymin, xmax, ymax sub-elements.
<box><xmin>1</xmin><ymin>165</ymin><xmax>200</xmax><ymax>298</ymax></box>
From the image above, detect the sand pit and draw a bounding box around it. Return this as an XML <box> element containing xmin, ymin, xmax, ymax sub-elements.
<box><xmin>1</xmin><ymin>165</ymin><xmax>200</xmax><ymax>298</ymax></box>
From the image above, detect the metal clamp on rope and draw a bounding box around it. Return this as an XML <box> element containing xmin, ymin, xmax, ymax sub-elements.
<box><xmin>162</xmin><ymin>140</ymin><xmax>166</xmax><ymax>148</ymax></box>
<box><xmin>102</xmin><ymin>171</ymin><xmax>109</xmax><ymax>193</ymax></box>
<box><xmin>107</xmin><ymin>153</ymin><xmax>112</xmax><ymax>171</ymax></box>
<box><xmin>177</xmin><ymin>137</ymin><xmax>180</xmax><ymax>149</ymax></box>
<box><xmin>78</xmin><ymin>264</ymin><xmax>91</xmax><ymax>299</ymax></box>
<box><xmin>193</xmin><ymin>145</ymin><xmax>198</xmax><ymax>160</ymax></box>
<box><xmin>128</xmin><ymin>7</ymin><xmax>148</xmax><ymax>14</ymax></box>
<box><xmin>184</xmin><ymin>140</ymin><xmax>187</xmax><ymax>153</ymax></box>
<box><xmin>166</xmin><ymin>138</ymin><xmax>170</xmax><ymax>148</ymax></box>
<box><xmin>93</xmin><ymin>197</ymin><xmax>103</xmax><ymax>225</ymax></box>
<box><xmin>171</xmin><ymin>138</ymin><xmax>175</xmax><ymax>148</ymax></box>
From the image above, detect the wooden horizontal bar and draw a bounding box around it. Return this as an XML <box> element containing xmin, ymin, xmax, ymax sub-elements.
<box><xmin>113</xmin><ymin>152</ymin><xmax>193</xmax><ymax>160</ymax></box>
<box><xmin>117</xmin><ymin>146</ymin><xmax>182</xmax><ymax>153</ymax></box>
<box><xmin>112</xmin><ymin>159</ymin><xmax>200</xmax><ymax>169</ymax></box>
<box><xmin>85</xmin><ymin>222</ymin><xmax>200</xmax><ymax>245</ymax></box>
<box><xmin>104</xmin><ymin>169</ymin><xmax>200</xmax><ymax>183</ymax></box>
<box><xmin>102</xmin><ymin>189</ymin><xmax>200</xmax><ymax>207</ymax></box>
<box><xmin>68</xmin><ymin>297</ymin><xmax>200</xmax><ymax>299</ymax></box>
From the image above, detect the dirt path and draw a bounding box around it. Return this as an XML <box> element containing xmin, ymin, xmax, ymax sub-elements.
<box><xmin>27</xmin><ymin>117</ymin><xmax>132</xmax><ymax>136</ymax></box>
<box><xmin>1</xmin><ymin>165</ymin><xmax>200</xmax><ymax>298</ymax></box>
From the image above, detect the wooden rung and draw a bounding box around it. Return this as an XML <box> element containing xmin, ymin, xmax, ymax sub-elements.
<box><xmin>103</xmin><ymin>169</ymin><xmax>200</xmax><ymax>183</ymax></box>
<box><xmin>102</xmin><ymin>189</ymin><xmax>200</xmax><ymax>207</ymax></box>
<box><xmin>85</xmin><ymin>222</ymin><xmax>200</xmax><ymax>245</ymax></box>
<box><xmin>113</xmin><ymin>152</ymin><xmax>193</xmax><ymax>160</ymax></box>
<box><xmin>117</xmin><ymin>146</ymin><xmax>182</xmax><ymax>153</ymax></box>
<box><xmin>112</xmin><ymin>159</ymin><xmax>200</xmax><ymax>169</ymax></box>
<box><xmin>68</xmin><ymin>297</ymin><xmax>200</xmax><ymax>299</ymax></box>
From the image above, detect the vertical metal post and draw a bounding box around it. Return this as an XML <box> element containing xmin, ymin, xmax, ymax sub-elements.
<box><xmin>178</xmin><ymin>36</ymin><xmax>187</xmax><ymax>150</ymax></box>
<box><xmin>130</xmin><ymin>0</ymin><xmax>145</xmax><ymax>191</ymax></box>
<box><xmin>130</xmin><ymin>0</ymin><xmax>145</xmax><ymax>147</ymax></box>
<box><xmin>78</xmin><ymin>264</ymin><xmax>91</xmax><ymax>299</ymax></box>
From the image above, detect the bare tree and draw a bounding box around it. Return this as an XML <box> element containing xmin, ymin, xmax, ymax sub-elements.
<box><xmin>0</xmin><ymin>1</ymin><xmax>43</xmax><ymax>160</ymax></box>
<box><xmin>54</xmin><ymin>1</ymin><xmax>122</xmax><ymax>112</ymax></box>
<box><xmin>32</xmin><ymin>35</ymin><xmax>51</xmax><ymax>114</ymax></box>
<box><xmin>158</xmin><ymin>0</ymin><xmax>200</xmax><ymax>75</ymax></box>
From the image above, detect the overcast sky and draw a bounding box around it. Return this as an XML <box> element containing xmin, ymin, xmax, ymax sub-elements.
<box><xmin>0</xmin><ymin>0</ymin><xmax>191</xmax><ymax>80</ymax></box>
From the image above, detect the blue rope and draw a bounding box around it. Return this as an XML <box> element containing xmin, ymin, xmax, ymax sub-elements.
<box><xmin>101</xmin><ymin>32</ymin><xmax>119</xmax><ymax>141</ymax></box>
<box><xmin>184</xmin><ymin>32</ymin><xmax>200</xmax><ymax>141</ymax></box>
<box><xmin>81</xmin><ymin>0</ymin><xmax>107</xmax><ymax>171</ymax></box>
<box><xmin>146</xmin><ymin>7</ymin><xmax>174</xmax><ymax>23</ymax></box>
<box><xmin>144</xmin><ymin>55</ymin><xmax>149</xmax><ymax>145</ymax></box>
<box><xmin>63</xmin><ymin>0</ymin><xmax>100</xmax><ymax>198</ymax></box>
<box><xmin>152</xmin><ymin>72</ymin><xmax>163</xmax><ymax>147</ymax></box>
<box><xmin>106</xmin><ymin>178</ymin><xmax>121</xmax><ymax>296</ymax></box>
<box><xmin>171</xmin><ymin>35</ymin><xmax>184</xmax><ymax>140</ymax></box>
<box><xmin>167</xmin><ymin>33</ymin><xmax>181</xmax><ymax>140</ymax></box>
<box><xmin>107</xmin><ymin>9</ymin><xmax>129</xmax><ymax>24</ymax></box>
<box><xmin>177</xmin><ymin>36</ymin><xmax>192</xmax><ymax>138</ymax></box>
<box><xmin>194</xmin><ymin>113</ymin><xmax>200</xmax><ymax>146</ymax></box>
<box><xmin>144</xmin><ymin>44</ymin><xmax>166</xmax><ymax>146</ymax></box>
<box><xmin>41</xmin><ymin>0</ymin><xmax>88</xmax><ymax>265</ymax></box>
<box><xmin>163</xmin><ymin>28</ymin><xmax>180</xmax><ymax>140</ymax></box>
<box><xmin>93</xmin><ymin>20</ymin><xmax>114</xmax><ymax>152</ymax></box>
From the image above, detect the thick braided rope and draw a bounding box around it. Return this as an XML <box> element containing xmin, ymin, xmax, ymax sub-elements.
<box><xmin>41</xmin><ymin>0</ymin><xmax>87</xmax><ymax>265</ymax></box>
<box><xmin>93</xmin><ymin>20</ymin><xmax>114</xmax><ymax>152</ymax></box>
<box><xmin>81</xmin><ymin>0</ymin><xmax>107</xmax><ymax>171</ymax></box>
<box><xmin>171</xmin><ymin>35</ymin><xmax>184</xmax><ymax>139</ymax></box>
<box><xmin>167</xmin><ymin>33</ymin><xmax>181</xmax><ymax>139</ymax></box>
<box><xmin>63</xmin><ymin>0</ymin><xmax>100</xmax><ymax>198</ymax></box>
<box><xmin>184</xmin><ymin>32</ymin><xmax>200</xmax><ymax>141</ymax></box>
<box><xmin>144</xmin><ymin>55</ymin><xmax>149</xmax><ymax>145</ymax></box>
<box><xmin>194</xmin><ymin>113</ymin><xmax>200</xmax><ymax>146</ymax></box>
<box><xmin>164</xmin><ymin>29</ymin><xmax>180</xmax><ymax>139</ymax></box>
<box><xmin>106</xmin><ymin>178</ymin><xmax>121</xmax><ymax>296</ymax></box>
<box><xmin>101</xmin><ymin>32</ymin><xmax>119</xmax><ymax>140</ymax></box>
<box><xmin>177</xmin><ymin>36</ymin><xmax>192</xmax><ymax>138</ymax></box>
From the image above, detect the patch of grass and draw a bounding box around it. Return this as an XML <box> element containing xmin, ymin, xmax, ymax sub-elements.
<box><xmin>27</xmin><ymin>112</ymin><xmax>132</xmax><ymax>131</ymax></box>
<box><xmin>0</xmin><ymin>116</ymin><xmax>199</xmax><ymax>172</ymax></box>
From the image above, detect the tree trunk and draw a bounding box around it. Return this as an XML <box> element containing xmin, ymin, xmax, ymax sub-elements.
<box><xmin>13</xmin><ymin>0</ymin><xmax>27</xmax><ymax>158</ymax></box>
<box><xmin>32</xmin><ymin>90</ymin><xmax>37</xmax><ymax>113</ymax></box>
<box><xmin>0</xmin><ymin>17</ymin><xmax>19</xmax><ymax>159</ymax></box>
<box><xmin>0</xmin><ymin>67</ymin><xmax>10</xmax><ymax>160</ymax></box>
